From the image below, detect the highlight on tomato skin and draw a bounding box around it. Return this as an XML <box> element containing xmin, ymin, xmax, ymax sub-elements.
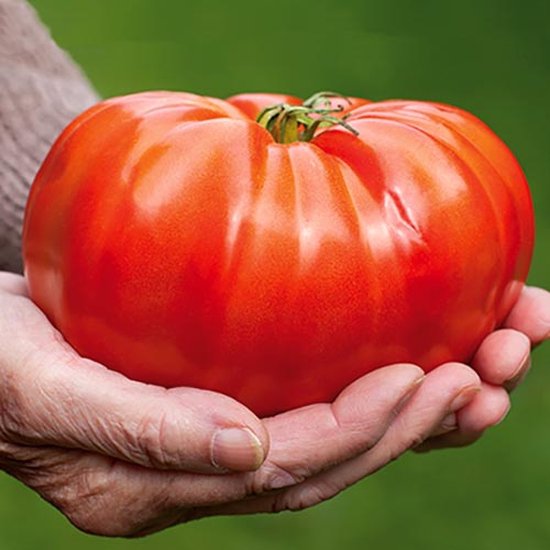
<box><xmin>22</xmin><ymin>90</ymin><xmax>535</xmax><ymax>418</ymax></box>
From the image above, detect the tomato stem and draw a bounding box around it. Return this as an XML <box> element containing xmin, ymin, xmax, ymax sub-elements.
<box><xmin>256</xmin><ymin>91</ymin><xmax>359</xmax><ymax>144</ymax></box>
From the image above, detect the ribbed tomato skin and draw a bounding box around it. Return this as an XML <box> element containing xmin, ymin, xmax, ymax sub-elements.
<box><xmin>22</xmin><ymin>91</ymin><xmax>534</xmax><ymax>417</ymax></box>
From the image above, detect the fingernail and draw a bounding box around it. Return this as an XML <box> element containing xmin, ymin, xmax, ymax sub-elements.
<box><xmin>504</xmin><ymin>356</ymin><xmax>531</xmax><ymax>392</ymax></box>
<box><xmin>211</xmin><ymin>427</ymin><xmax>265</xmax><ymax>472</ymax></box>
<box><xmin>269</xmin><ymin>472</ymin><xmax>297</xmax><ymax>490</ymax></box>
<box><xmin>494</xmin><ymin>402</ymin><xmax>511</xmax><ymax>426</ymax></box>
<box><xmin>449</xmin><ymin>385</ymin><xmax>480</xmax><ymax>412</ymax></box>
<box><xmin>395</xmin><ymin>375</ymin><xmax>426</xmax><ymax>413</ymax></box>
<box><xmin>441</xmin><ymin>413</ymin><xmax>458</xmax><ymax>432</ymax></box>
<box><xmin>433</xmin><ymin>413</ymin><xmax>458</xmax><ymax>436</ymax></box>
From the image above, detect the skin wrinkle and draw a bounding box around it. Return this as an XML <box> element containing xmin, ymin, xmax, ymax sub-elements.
<box><xmin>134</xmin><ymin>407</ymin><xmax>180</xmax><ymax>470</ymax></box>
<box><xmin>0</xmin><ymin>355</ymin><xmax>42</xmax><ymax>442</ymax></box>
<box><xmin>7</xmin><ymin>354</ymin><xmax>71</xmax><ymax>443</ymax></box>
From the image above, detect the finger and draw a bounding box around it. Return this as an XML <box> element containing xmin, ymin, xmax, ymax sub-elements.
<box><xmin>472</xmin><ymin>329</ymin><xmax>531</xmax><ymax>389</ymax></box>
<box><xmin>0</xmin><ymin>272</ymin><xmax>28</xmax><ymax>296</ymax></box>
<box><xmin>505</xmin><ymin>286</ymin><xmax>550</xmax><ymax>346</ymax></box>
<box><xmin>247</xmin><ymin>363</ymin><xmax>425</xmax><ymax>491</ymax></box>
<box><xmin>8</xmin><ymin>356</ymin><xmax>268</xmax><ymax>473</ymax></box>
<box><xmin>158</xmin><ymin>363</ymin><xmax>422</xmax><ymax>523</ymax></box>
<box><xmin>415</xmin><ymin>382</ymin><xmax>510</xmax><ymax>452</ymax></box>
<box><xmin>0</xmin><ymin>295</ymin><xmax>268</xmax><ymax>473</ymax></box>
<box><xmin>193</xmin><ymin>362</ymin><xmax>482</xmax><ymax>516</ymax></box>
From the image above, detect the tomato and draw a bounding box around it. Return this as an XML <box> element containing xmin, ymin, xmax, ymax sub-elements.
<box><xmin>22</xmin><ymin>91</ymin><xmax>534</xmax><ymax>417</ymax></box>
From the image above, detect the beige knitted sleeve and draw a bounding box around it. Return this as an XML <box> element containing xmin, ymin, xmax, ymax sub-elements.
<box><xmin>0</xmin><ymin>0</ymin><xmax>99</xmax><ymax>273</ymax></box>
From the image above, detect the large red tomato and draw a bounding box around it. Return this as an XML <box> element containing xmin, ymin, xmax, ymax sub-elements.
<box><xmin>22</xmin><ymin>91</ymin><xmax>534</xmax><ymax>417</ymax></box>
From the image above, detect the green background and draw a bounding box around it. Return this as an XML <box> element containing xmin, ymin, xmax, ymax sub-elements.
<box><xmin>2</xmin><ymin>0</ymin><xmax>548</xmax><ymax>548</ymax></box>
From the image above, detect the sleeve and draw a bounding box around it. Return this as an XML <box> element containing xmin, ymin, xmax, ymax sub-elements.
<box><xmin>0</xmin><ymin>0</ymin><xmax>99</xmax><ymax>273</ymax></box>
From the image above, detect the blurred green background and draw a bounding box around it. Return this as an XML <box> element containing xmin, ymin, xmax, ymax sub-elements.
<box><xmin>2</xmin><ymin>0</ymin><xmax>548</xmax><ymax>548</ymax></box>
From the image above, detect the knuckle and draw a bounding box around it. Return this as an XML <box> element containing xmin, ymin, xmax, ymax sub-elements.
<box><xmin>132</xmin><ymin>406</ymin><xmax>184</xmax><ymax>469</ymax></box>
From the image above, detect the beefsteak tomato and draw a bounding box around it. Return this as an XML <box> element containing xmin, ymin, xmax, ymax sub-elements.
<box><xmin>22</xmin><ymin>91</ymin><xmax>534</xmax><ymax>417</ymax></box>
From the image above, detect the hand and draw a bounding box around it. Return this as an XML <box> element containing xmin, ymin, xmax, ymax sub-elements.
<box><xmin>202</xmin><ymin>285</ymin><xmax>550</xmax><ymax>520</ymax></box>
<box><xmin>416</xmin><ymin>286</ymin><xmax>550</xmax><ymax>452</ymax></box>
<box><xmin>0</xmin><ymin>272</ymin><xmax>480</xmax><ymax>537</ymax></box>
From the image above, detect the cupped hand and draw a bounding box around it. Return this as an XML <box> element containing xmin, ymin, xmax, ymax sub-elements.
<box><xmin>0</xmin><ymin>273</ymin><xmax>546</xmax><ymax>537</ymax></box>
<box><xmin>199</xmin><ymin>285</ymin><xmax>549</xmax><ymax>521</ymax></box>
<box><xmin>415</xmin><ymin>286</ymin><xmax>550</xmax><ymax>452</ymax></box>
<box><xmin>0</xmin><ymin>271</ymin><xmax>479</xmax><ymax>537</ymax></box>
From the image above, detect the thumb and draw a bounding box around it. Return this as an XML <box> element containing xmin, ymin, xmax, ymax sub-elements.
<box><xmin>0</xmin><ymin>286</ymin><xmax>267</xmax><ymax>473</ymax></box>
<box><xmin>4</xmin><ymin>354</ymin><xmax>268</xmax><ymax>473</ymax></box>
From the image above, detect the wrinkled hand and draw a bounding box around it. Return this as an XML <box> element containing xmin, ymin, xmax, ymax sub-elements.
<box><xmin>0</xmin><ymin>272</ymin><xmax>547</xmax><ymax>537</ymax></box>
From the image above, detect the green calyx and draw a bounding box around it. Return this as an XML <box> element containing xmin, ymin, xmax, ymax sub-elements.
<box><xmin>256</xmin><ymin>91</ymin><xmax>359</xmax><ymax>144</ymax></box>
